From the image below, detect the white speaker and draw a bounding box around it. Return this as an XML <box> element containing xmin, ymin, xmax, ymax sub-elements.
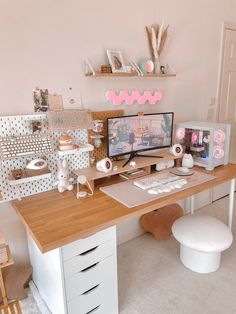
<box><xmin>96</xmin><ymin>158</ymin><xmax>112</xmax><ymax>173</ymax></box>
<box><xmin>169</xmin><ymin>144</ymin><xmax>183</xmax><ymax>157</ymax></box>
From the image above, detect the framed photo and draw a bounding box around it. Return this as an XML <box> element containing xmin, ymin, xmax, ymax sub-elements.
<box><xmin>107</xmin><ymin>50</ymin><xmax>126</xmax><ymax>73</ymax></box>
<box><xmin>33</xmin><ymin>88</ymin><xmax>49</xmax><ymax>112</ymax></box>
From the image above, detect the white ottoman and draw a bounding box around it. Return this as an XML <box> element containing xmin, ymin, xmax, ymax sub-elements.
<box><xmin>172</xmin><ymin>215</ymin><xmax>233</xmax><ymax>273</ymax></box>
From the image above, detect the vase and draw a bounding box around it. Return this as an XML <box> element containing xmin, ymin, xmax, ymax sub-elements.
<box><xmin>154</xmin><ymin>59</ymin><xmax>161</xmax><ymax>74</ymax></box>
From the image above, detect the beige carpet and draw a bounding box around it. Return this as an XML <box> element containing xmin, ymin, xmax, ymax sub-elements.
<box><xmin>118</xmin><ymin>196</ymin><xmax>236</xmax><ymax>314</ymax></box>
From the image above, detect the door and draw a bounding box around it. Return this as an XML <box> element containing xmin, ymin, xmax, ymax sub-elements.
<box><xmin>214</xmin><ymin>25</ymin><xmax>236</xmax><ymax>201</ymax></box>
<box><xmin>218</xmin><ymin>27</ymin><xmax>236</xmax><ymax>163</ymax></box>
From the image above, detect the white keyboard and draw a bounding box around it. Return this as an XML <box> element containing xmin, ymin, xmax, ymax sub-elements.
<box><xmin>133</xmin><ymin>173</ymin><xmax>181</xmax><ymax>190</ymax></box>
<box><xmin>133</xmin><ymin>173</ymin><xmax>188</xmax><ymax>195</ymax></box>
<box><xmin>0</xmin><ymin>134</ymin><xmax>53</xmax><ymax>159</ymax></box>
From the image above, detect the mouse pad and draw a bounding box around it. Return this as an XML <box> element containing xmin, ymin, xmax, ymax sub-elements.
<box><xmin>100</xmin><ymin>170</ymin><xmax>216</xmax><ymax>208</ymax></box>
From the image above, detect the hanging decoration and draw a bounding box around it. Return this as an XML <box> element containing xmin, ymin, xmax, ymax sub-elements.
<box><xmin>105</xmin><ymin>90</ymin><xmax>162</xmax><ymax>106</ymax></box>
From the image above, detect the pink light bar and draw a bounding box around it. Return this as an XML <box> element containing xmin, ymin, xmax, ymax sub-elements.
<box><xmin>105</xmin><ymin>90</ymin><xmax>163</xmax><ymax>106</ymax></box>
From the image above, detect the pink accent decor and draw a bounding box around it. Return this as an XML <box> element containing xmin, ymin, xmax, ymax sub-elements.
<box><xmin>214</xmin><ymin>129</ymin><xmax>226</xmax><ymax>144</ymax></box>
<box><xmin>176</xmin><ymin>127</ymin><xmax>185</xmax><ymax>140</ymax></box>
<box><xmin>105</xmin><ymin>90</ymin><xmax>162</xmax><ymax>106</ymax></box>
<box><xmin>145</xmin><ymin>60</ymin><xmax>154</xmax><ymax>73</ymax></box>
<box><xmin>213</xmin><ymin>145</ymin><xmax>225</xmax><ymax>159</ymax></box>
<box><xmin>191</xmin><ymin>132</ymin><xmax>198</xmax><ymax>144</ymax></box>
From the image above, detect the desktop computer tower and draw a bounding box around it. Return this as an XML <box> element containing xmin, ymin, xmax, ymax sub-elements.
<box><xmin>175</xmin><ymin>121</ymin><xmax>231</xmax><ymax>170</ymax></box>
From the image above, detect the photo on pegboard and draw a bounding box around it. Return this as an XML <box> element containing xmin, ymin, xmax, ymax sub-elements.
<box><xmin>33</xmin><ymin>88</ymin><xmax>49</xmax><ymax>112</ymax></box>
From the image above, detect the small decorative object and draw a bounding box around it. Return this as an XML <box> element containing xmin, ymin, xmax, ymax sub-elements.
<box><xmin>145</xmin><ymin>23</ymin><xmax>169</xmax><ymax>74</ymax></box>
<box><xmin>182</xmin><ymin>153</ymin><xmax>194</xmax><ymax>168</ymax></box>
<box><xmin>96</xmin><ymin>158</ymin><xmax>112</xmax><ymax>173</ymax></box>
<box><xmin>85</xmin><ymin>59</ymin><xmax>95</xmax><ymax>75</ymax></box>
<box><xmin>160</xmin><ymin>65</ymin><xmax>165</xmax><ymax>74</ymax></box>
<box><xmin>90</xmin><ymin>120</ymin><xmax>104</xmax><ymax>148</ymax></box>
<box><xmin>76</xmin><ymin>175</ymin><xmax>93</xmax><ymax>199</ymax></box>
<box><xmin>58</xmin><ymin>134</ymin><xmax>74</xmax><ymax>151</ymax></box>
<box><xmin>130</xmin><ymin>61</ymin><xmax>143</xmax><ymax>76</ymax></box>
<box><xmin>105</xmin><ymin>90</ymin><xmax>162</xmax><ymax>106</ymax></box>
<box><xmin>130</xmin><ymin>161</ymin><xmax>137</xmax><ymax>168</ymax></box>
<box><xmin>25</xmin><ymin>158</ymin><xmax>49</xmax><ymax>177</ymax></box>
<box><xmin>48</xmin><ymin>94</ymin><xmax>64</xmax><ymax>111</ymax></box>
<box><xmin>93</xmin><ymin>120</ymin><xmax>104</xmax><ymax>133</ymax></box>
<box><xmin>54</xmin><ymin>159</ymin><xmax>74</xmax><ymax>193</ymax></box>
<box><xmin>145</xmin><ymin>60</ymin><xmax>154</xmax><ymax>73</ymax></box>
<box><xmin>125</xmin><ymin>65</ymin><xmax>132</xmax><ymax>73</ymax></box>
<box><xmin>100</xmin><ymin>64</ymin><xmax>112</xmax><ymax>73</ymax></box>
<box><xmin>11</xmin><ymin>169</ymin><xmax>23</xmax><ymax>180</ymax></box>
<box><xmin>106</xmin><ymin>50</ymin><xmax>126</xmax><ymax>73</ymax></box>
<box><xmin>90</xmin><ymin>156</ymin><xmax>96</xmax><ymax>165</ymax></box>
<box><xmin>32</xmin><ymin>121</ymin><xmax>42</xmax><ymax>133</ymax></box>
<box><xmin>33</xmin><ymin>87</ymin><xmax>49</xmax><ymax>112</ymax></box>
<box><xmin>139</xmin><ymin>58</ymin><xmax>149</xmax><ymax>74</ymax></box>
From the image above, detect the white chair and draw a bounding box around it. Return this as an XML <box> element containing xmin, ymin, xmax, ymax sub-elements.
<box><xmin>172</xmin><ymin>215</ymin><xmax>233</xmax><ymax>273</ymax></box>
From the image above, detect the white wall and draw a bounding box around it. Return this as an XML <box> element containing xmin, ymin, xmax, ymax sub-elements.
<box><xmin>0</xmin><ymin>0</ymin><xmax>236</xmax><ymax>263</ymax></box>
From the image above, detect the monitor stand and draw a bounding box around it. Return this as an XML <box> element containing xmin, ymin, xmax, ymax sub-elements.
<box><xmin>122</xmin><ymin>152</ymin><xmax>163</xmax><ymax>168</ymax></box>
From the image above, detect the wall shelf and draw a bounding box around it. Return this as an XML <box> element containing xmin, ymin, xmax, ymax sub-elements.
<box><xmin>8</xmin><ymin>172</ymin><xmax>52</xmax><ymax>186</ymax></box>
<box><xmin>57</xmin><ymin>143</ymin><xmax>94</xmax><ymax>156</ymax></box>
<box><xmin>85</xmin><ymin>72</ymin><xmax>176</xmax><ymax>78</ymax></box>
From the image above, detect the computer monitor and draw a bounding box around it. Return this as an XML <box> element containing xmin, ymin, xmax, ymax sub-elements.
<box><xmin>107</xmin><ymin>112</ymin><xmax>174</xmax><ymax>166</ymax></box>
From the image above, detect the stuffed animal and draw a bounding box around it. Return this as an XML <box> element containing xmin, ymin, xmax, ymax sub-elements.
<box><xmin>54</xmin><ymin>159</ymin><xmax>74</xmax><ymax>193</ymax></box>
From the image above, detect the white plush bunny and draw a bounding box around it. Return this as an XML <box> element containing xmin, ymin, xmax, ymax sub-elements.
<box><xmin>54</xmin><ymin>159</ymin><xmax>74</xmax><ymax>193</ymax></box>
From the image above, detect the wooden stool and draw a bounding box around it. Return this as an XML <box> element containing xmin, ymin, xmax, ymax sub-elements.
<box><xmin>0</xmin><ymin>246</ymin><xmax>22</xmax><ymax>314</ymax></box>
<box><xmin>140</xmin><ymin>204</ymin><xmax>184</xmax><ymax>240</ymax></box>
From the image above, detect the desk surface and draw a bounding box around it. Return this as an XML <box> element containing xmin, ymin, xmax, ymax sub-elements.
<box><xmin>12</xmin><ymin>164</ymin><xmax>236</xmax><ymax>253</ymax></box>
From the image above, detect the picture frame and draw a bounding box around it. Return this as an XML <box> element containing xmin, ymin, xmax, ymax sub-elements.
<box><xmin>33</xmin><ymin>88</ymin><xmax>49</xmax><ymax>112</ymax></box>
<box><xmin>106</xmin><ymin>50</ymin><xmax>126</xmax><ymax>73</ymax></box>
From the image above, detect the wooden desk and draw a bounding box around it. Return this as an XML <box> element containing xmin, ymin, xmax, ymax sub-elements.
<box><xmin>12</xmin><ymin>164</ymin><xmax>236</xmax><ymax>314</ymax></box>
<box><xmin>12</xmin><ymin>164</ymin><xmax>236</xmax><ymax>254</ymax></box>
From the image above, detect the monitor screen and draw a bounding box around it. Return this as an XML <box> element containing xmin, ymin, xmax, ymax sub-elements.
<box><xmin>107</xmin><ymin>112</ymin><xmax>174</xmax><ymax>158</ymax></box>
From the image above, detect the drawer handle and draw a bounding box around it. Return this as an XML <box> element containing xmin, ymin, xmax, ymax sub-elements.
<box><xmin>81</xmin><ymin>262</ymin><xmax>99</xmax><ymax>273</ymax></box>
<box><xmin>86</xmin><ymin>305</ymin><xmax>101</xmax><ymax>314</ymax></box>
<box><xmin>82</xmin><ymin>284</ymin><xmax>100</xmax><ymax>295</ymax></box>
<box><xmin>80</xmin><ymin>246</ymin><xmax>98</xmax><ymax>256</ymax></box>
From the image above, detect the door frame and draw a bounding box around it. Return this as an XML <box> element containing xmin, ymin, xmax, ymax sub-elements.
<box><xmin>216</xmin><ymin>21</ymin><xmax>236</xmax><ymax>122</ymax></box>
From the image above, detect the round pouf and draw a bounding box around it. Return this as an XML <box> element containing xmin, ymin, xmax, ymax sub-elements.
<box><xmin>172</xmin><ymin>215</ymin><xmax>233</xmax><ymax>274</ymax></box>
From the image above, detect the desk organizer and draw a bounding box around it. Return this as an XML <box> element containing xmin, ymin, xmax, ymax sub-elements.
<box><xmin>0</xmin><ymin>114</ymin><xmax>89</xmax><ymax>201</ymax></box>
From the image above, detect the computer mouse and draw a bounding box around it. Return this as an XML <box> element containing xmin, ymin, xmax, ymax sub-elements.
<box><xmin>174</xmin><ymin>183</ymin><xmax>182</xmax><ymax>189</ymax></box>
<box><xmin>147</xmin><ymin>189</ymin><xmax>158</xmax><ymax>195</ymax></box>
<box><xmin>179</xmin><ymin>179</ymin><xmax>187</xmax><ymax>185</ymax></box>
<box><xmin>163</xmin><ymin>186</ymin><xmax>171</xmax><ymax>193</ymax></box>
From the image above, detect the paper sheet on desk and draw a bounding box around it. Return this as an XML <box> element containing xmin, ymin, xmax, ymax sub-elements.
<box><xmin>100</xmin><ymin>171</ymin><xmax>216</xmax><ymax>208</ymax></box>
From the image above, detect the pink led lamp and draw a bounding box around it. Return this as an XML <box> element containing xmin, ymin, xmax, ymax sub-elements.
<box><xmin>105</xmin><ymin>90</ymin><xmax>162</xmax><ymax>106</ymax></box>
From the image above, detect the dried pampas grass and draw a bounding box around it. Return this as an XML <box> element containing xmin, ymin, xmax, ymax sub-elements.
<box><xmin>145</xmin><ymin>23</ymin><xmax>169</xmax><ymax>59</ymax></box>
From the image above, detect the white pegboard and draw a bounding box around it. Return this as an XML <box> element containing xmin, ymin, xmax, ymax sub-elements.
<box><xmin>0</xmin><ymin>114</ymin><xmax>90</xmax><ymax>201</ymax></box>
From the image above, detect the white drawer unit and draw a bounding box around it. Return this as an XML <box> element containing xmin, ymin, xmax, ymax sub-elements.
<box><xmin>62</xmin><ymin>227</ymin><xmax>116</xmax><ymax>261</ymax></box>
<box><xmin>28</xmin><ymin>226</ymin><xmax>118</xmax><ymax>314</ymax></box>
<box><xmin>67</xmin><ymin>271</ymin><xmax>117</xmax><ymax>314</ymax></box>
<box><xmin>64</xmin><ymin>240</ymin><xmax>115</xmax><ymax>278</ymax></box>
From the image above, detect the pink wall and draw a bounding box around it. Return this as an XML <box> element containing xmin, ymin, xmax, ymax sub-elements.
<box><xmin>0</xmin><ymin>0</ymin><xmax>236</xmax><ymax>264</ymax></box>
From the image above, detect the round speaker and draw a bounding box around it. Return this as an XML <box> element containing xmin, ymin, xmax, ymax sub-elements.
<box><xmin>169</xmin><ymin>144</ymin><xmax>183</xmax><ymax>157</ymax></box>
<box><xmin>96</xmin><ymin>158</ymin><xmax>112</xmax><ymax>173</ymax></box>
